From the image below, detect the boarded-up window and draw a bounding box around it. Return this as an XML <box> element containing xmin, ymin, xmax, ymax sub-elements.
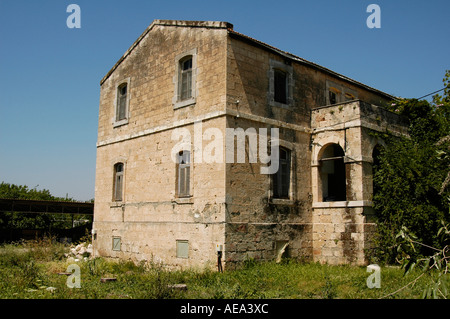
<box><xmin>116</xmin><ymin>83</ymin><xmax>127</xmax><ymax>121</ymax></box>
<box><xmin>179</xmin><ymin>57</ymin><xmax>192</xmax><ymax>101</ymax></box>
<box><xmin>274</xmin><ymin>69</ymin><xmax>287</xmax><ymax>104</ymax></box>
<box><xmin>272</xmin><ymin>147</ymin><xmax>291</xmax><ymax>199</ymax></box>
<box><xmin>176</xmin><ymin>240</ymin><xmax>189</xmax><ymax>258</ymax></box>
<box><xmin>112</xmin><ymin>237</ymin><xmax>121</xmax><ymax>251</ymax></box>
<box><xmin>177</xmin><ymin>151</ymin><xmax>190</xmax><ymax>197</ymax></box>
<box><xmin>113</xmin><ymin>163</ymin><xmax>124</xmax><ymax>201</ymax></box>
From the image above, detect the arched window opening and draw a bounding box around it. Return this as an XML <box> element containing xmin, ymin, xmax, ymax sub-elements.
<box><xmin>319</xmin><ymin>144</ymin><xmax>346</xmax><ymax>202</ymax></box>
<box><xmin>179</xmin><ymin>56</ymin><xmax>193</xmax><ymax>101</ymax></box>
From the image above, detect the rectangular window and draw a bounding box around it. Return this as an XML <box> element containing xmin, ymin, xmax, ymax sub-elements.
<box><xmin>114</xmin><ymin>163</ymin><xmax>124</xmax><ymax>201</ymax></box>
<box><xmin>117</xmin><ymin>84</ymin><xmax>127</xmax><ymax>121</ymax></box>
<box><xmin>272</xmin><ymin>148</ymin><xmax>291</xmax><ymax>199</ymax></box>
<box><xmin>176</xmin><ymin>240</ymin><xmax>189</xmax><ymax>259</ymax></box>
<box><xmin>180</xmin><ymin>58</ymin><xmax>192</xmax><ymax>101</ymax></box>
<box><xmin>329</xmin><ymin>90</ymin><xmax>337</xmax><ymax>105</ymax></box>
<box><xmin>114</xmin><ymin>78</ymin><xmax>130</xmax><ymax>127</ymax></box>
<box><xmin>326</xmin><ymin>81</ymin><xmax>358</xmax><ymax>106</ymax></box>
<box><xmin>173</xmin><ymin>49</ymin><xmax>197</xmax><ymax>109</ymax></box>
<box><xmin>274</xmin><ymin>69</ymin><xmax>287</xmax><ymax>104</ymax></box>
<box><xmin>177</xmin><ymin>151</ymin><xmax>190</xmax><ymax>197</ymax></box>
<box><xmin>269</xmin><ymin>59</ymin><xmax>293</xmax><ymax>108</ymax></box>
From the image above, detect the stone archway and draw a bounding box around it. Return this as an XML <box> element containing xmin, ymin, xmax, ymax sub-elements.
<box><xmin>318</xmin><ymin>143</ymin><xmax>346</xmax><ymax>202</ymax></box>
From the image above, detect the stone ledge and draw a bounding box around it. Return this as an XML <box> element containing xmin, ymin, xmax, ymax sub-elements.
<box><xmin>269</xmin><ymin>198</ymin><xmax>295</xmax><ymax>206</ymax></box>
<box><xmin>171</xmin><ymin>197</ymin><xmax>194</xmax><ymax>205</ymax></box>
<box><xmin>312</xmin><ymin>200</ymin><xmax>372</xmax><ymax>208</ymax></box>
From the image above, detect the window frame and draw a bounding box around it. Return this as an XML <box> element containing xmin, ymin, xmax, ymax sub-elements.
<box><xmin>329</xmin><ymin>90</ymin><xmax>338</xmax><ymax>105</ymax></box>
<box><xmin>274</xmin><ymin>69</ymin><xmax>288</xmax><ymax>104</ymax></box>
<box><xmin>179</xmin><ymin>56</ymin><xmax>193</xmax><ymax>101</ymax></box>
<box><xmin>272</xmin><ymin>146</ymin><xmax>292</xmax><ymax>199</ymax></box>
<box><xmin>173</xmin><ymin>48</ymin><xmax>197</xmax><ymax>109</ymax></box>
<box><xmin>112</xmin><ymin>237</ymin><xmax>121</xmax><ymax>251</ymax></box>
<box><xmin>176</xmin><ymin>240</ymin><xmax>189</xmax><ymax>259</ymax></box>
<box><xmin>269</xmin><ymin>59</ymin><xmax>293</xmax><ymax>108</ymax></box>
<box><xmin>113</xmin><ymin>78</ymin><xmax>131</xmax><ymax>127</ymax></box>
<box><xmin>113</xmin><ymin>162</ymin><xmax>124</xmax><ymax>202</ymax></box>
<box><xmin>319</xmin><ymin>144</ymin><xmax>347</xmax><ymax>202</ymax></box>
<box><xmin>326</xmin><ymin>80</ymin><xmax>358</xmax><ymax>105</ymax></box>
<box><xmin>176</xmin><ymin>150</ymin><xmax>191</xmax><ymax>198</ymax></box>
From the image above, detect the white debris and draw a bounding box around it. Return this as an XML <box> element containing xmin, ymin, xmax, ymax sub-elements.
<box><xmin>66</xmin><ymin>242</ymin><xmax>93</xmax><ymax>260</ymax></box>
<box><xmin>46</xmin><ymin>287</ymin><xmax>57</xmax><ymax>293</ymax></box>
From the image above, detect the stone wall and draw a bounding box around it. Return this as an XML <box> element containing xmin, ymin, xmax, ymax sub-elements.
<box><xmin>310</xmin><ymin>101</ymin><xmax>406</xmax><ymax>265</ymax></box>
<box><xmin>94</xmin><ymin>21</ymin><xmax>230</xmax><ymax>269</ymax></box>
<box><xmin>94</xmin><ymin>20</ymin><xmax>408</xmax><ymax>269</ymax></box>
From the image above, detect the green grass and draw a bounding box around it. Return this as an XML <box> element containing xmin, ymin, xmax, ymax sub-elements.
<box><xmin>0</xmin><ymin>240</ymin><xmax>435</xmax><ymax>299</ymax></box>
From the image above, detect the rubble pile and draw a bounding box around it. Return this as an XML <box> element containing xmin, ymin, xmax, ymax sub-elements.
<box><xmin>65</xmin><ymin>242</ymin><xmax>93</xmax><ymax>261</ymax></box>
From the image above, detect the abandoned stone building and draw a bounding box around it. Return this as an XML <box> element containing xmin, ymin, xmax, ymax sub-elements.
<box><xmin>93</xmin><ymin>20</ymin><xmax>408</xmax><ymax>269</ymax></box>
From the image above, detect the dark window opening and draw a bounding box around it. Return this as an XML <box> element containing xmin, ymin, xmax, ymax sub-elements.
<box><xmin>274</xmin><ymin>69</ymin><xmax>287</xmax><ymax>104</ymax></box>
<box><xmin>329</xmin><ymin>90</ymin><xmax>337</xmax><ymax>105</ymax></box>
<box><xmin>272</xmin><ymin>147</ymin><xmax>291</xmax><ymax>199</ymax></box>
<box><xmin>320</xmin><ymin>144</ymin><xmax>346</xmax><ymax>202</ymax></box>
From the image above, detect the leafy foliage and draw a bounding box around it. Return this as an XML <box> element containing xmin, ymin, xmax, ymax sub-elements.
<box><xmin>0</xmin><ymin>182</ymin><xmax>55</xmax><ymax>201</ymax></box>
<box><xmin>0</xmin><ymin>182</ymin><xmax>87</xmax><ymax>233</ymax></box>
<box><xmin>372</xmin><ymin>71</ymin><xmax>450</xmax><ymax>264</ymax></box>
<box><xmin>395</xmin><ymin>222</ymin><xmax>449</xmax><ymax>299</ymax></box>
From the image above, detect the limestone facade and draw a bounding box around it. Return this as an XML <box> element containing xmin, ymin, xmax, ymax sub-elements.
<box><xmin>93</xmin><ymin>20</ymin><xmax>408</xmax><ymax>269</ymax></box>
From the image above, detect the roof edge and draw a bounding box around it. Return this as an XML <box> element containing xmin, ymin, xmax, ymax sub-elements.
<box><xmin>100</xmin><ymin>20</ymin><xmax>232</xmax><ymax>85</ymax></box>
<box><xmin>153</xmin><ymin>19</ymin><xmax>233</xmax><ymax>29</ymax></box>
<box><xmin>228</xmin><ymin>29</ymin><xmax>397</xmax><ymax>101</ymax></box>
<box><xmin>100</xmin><ymin>19</ymin><xmax>397</xmax><ymax>102</ymax></box>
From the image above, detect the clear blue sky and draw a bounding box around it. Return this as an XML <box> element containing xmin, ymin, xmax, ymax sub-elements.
<box><xmin>0</xmin><ymin>0</ymin><xmax>449</xmax><ymax>201</ymax></box>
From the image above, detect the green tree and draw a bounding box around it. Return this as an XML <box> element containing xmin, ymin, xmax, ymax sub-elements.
<box><xmin>372</xmin><ymin>71</ymin><xmax>450</xmax><ymax>264</ymax></box>
<box><xmin>0</xmin><ymin>182</ymin><xmax>75</xmax><ymax>231</ymax></box>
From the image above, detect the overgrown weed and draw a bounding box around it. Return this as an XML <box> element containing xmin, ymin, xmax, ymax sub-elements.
<box><xmin>0</xmin><ymin>240</ymin><xmax>434</xmax><ymax>299</ymax></box>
